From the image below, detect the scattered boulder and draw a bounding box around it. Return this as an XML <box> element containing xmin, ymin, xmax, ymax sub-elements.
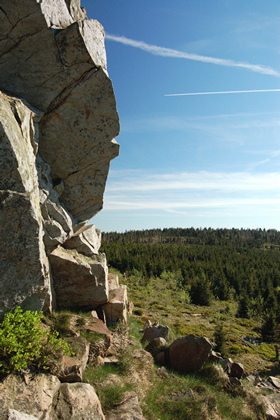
<box><xmin>228</xmin><ymin>362</ymin><xmax>245</xmax><ymax>379</ymax></box>
<box><xmin>141</xmin><ymin>320</ymin><xmax>169</xmax><ymax>343</ymax></box>
<box><xmin>168</xmin><ymin>334</ymin><xmax>212</xmax><ymax>373</ymax></box>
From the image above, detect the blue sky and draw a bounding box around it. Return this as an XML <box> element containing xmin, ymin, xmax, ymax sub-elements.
<box><xmin>81</xmin><ymin>0</ymin><xmax>280</xmax><ymax>232</ymax></box>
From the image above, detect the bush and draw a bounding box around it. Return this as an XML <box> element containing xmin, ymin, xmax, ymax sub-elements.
<box><xmin>0</xmin><ymin>307</ymin><xmax>72</xmax><ymax>374</ymax></box>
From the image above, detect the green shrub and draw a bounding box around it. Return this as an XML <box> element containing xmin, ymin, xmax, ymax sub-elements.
<box><xmin>0</xmin><ymin>307</ymin><xmax>71</xmax><ymax>374</ymax></box>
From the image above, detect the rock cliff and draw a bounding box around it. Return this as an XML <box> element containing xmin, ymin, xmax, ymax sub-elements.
<box><xmin>0</xmin><ymin>0</ymin><xmax>123</xmax><ymax>320</ymax></box>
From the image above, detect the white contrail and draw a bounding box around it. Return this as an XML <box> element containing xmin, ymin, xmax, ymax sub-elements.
<box><xmin>165</xmin><ymin>89</ymin><xmax>280</xmax><ymax>97</ymax></box>
<box><xmin>105</xmin><ymin>33</ymin><xmax>280</xmax><ymax>77</ymax></box>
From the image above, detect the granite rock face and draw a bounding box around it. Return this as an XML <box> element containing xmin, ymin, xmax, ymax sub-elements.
<box><xmin>49</xmin><ymin>246</ymin><xmax>109</xmax><ymax>310</ymax></box>
<box><xmin>0</xmin><ymin>94</ymin><xmax>52</xmax><ymax>317</ymax></box>
<box><xmin>0</xmin><ymin>374</ymin><xmax>105</xmax><ymax>420</ymax></box>
<box><xmin>0</xmin><ymin>0</ymin><xmax>123</xmax><ymax>318</ymax></box>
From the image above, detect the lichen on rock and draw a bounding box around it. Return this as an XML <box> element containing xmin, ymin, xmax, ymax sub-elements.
<box><xmin>0</xmin><ymin>0</ymin><xmax>121</xmax><ymax>318</ymax></box>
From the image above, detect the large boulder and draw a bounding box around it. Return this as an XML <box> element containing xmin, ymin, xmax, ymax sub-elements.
<box><xmin>49</xmin><ymin>246</ymin><xmax>109</xmax><ymax>309</ymax></box>
<box><xmin>168</xmin><ymin>335</ymin><xmax>212</xmax><ymax>373</ymax></box>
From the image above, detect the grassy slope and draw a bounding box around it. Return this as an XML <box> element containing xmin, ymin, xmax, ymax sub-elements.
<box><xmin>79</xmin><ymin>268</ymin><xmax>280</xmax><ymax>419</ymax></box>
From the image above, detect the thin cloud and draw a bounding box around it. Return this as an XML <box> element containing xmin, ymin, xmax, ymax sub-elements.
<box><xmin>165</xmin><ymin>89</ymin><xmax>280</xmax><ymax>96</ymax></box>
<box><xmin>107</xmin><ymin>171</ymin><xmax>280</xmax><ymax>193</ymax></box>
<box><xmin>104</xmin><ymin>197</ymin><xmax>280</xmax><ymax>211</ymax></box>
<box><xmin>106</xmin><ymin>33</ymin><xmax>280</xmax><ymax>77</ymax></box>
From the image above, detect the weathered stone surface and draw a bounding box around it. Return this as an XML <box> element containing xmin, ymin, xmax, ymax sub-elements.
<box><xmin>141</xmin><ymin>320</ymin><xmax>169</xmax><ymax>343</ymax></box>
<box><xmin>0</xmin><ymin>0</ymin><xmax>119</xmax><ymax>223</ymax></box>
<box><xmin>102</xmin><ymin>286</ymin><xmax>128</xmax><ymax>325</ymax></box>
<box><xmin>39</xmin><ymin>67</ymin><xmax>119</xmax><ymax>221</ymax></box>
<box><xmin>108</xmin><ymin>273</ymin><xmax>120</xmax><ymax>291</ymax></box>
<box><xmin>168</xmin><ymin>335</ymin><xmax>212</xmax><ymax>373</ymax></box>
<box><xmin>263</xmin><ymin>393</ymin><xmax>280</xmax><ymax>420</ymax></box>
<box><xmin>228</xmin><ymin>362</ymin><xmax>245</xmax><ymax>379</ymax></box>
<box><xmin>87</xmin><ymin>314</ymin><xmax>112</xmax><ymax>336</ymax></box>
<box><xmin>8</xmin><ymin>409</ymin><xmax>38</xmax><ymax>420</ymax></box>
<box><xmin>0</xmin><ymin>94</ymin><xmax>52</xmax><ymax>316</ymax></box>
<box><xmin>0</xmin><ymin>374</ymin><xmax>60</xmax><ymax>420</ymax></box>
<box><xmin>145</xmin><ymin>337</ymin><xmax>167</xmax><ymax>356</ymax></box>
<box><xmin>49</xmin><ymin>246</ymin><xmax>108</xmax><ymax>309</ymax></box>
<box><xmin>59</xmin><ymin>336</ymin><xmax>90</xmax><ymax>383</ymax></box>
<box><xmin>65</xmin><ymin>0</ymin><xmax>87</xmax><ymax>21</ymax></box>
<box><xmin>55</xmin><ymin>382</ymin><xmax>105</xmax><ymax>420</ymax></box>
<box><xmin>268</xmin><ymin>376</ymin><xmax>280</xmax><ymax>390</ymax></box>
<box><xmin>105</xmin><ymin>392</ymin><xmax>145</xmax><ymax>420</ymax></box>
<box><xmin>208</xmin><ymin>350</ymin><xmax>223</xmax><ymax>364</ymax></box>
<box><xmin>64</xmin><ymin>224</ymin><xmax>101</xmax><ymax>256</ymax></box>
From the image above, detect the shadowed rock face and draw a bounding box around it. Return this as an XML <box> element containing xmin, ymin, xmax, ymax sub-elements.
<box><xmin>0</xmin><ymin>0</ymin><xmax>120</xmax><ymax>315</ymax></box>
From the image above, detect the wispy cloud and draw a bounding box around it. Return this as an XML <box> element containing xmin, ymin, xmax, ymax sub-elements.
<box><xmin>107</xmin><ymin>171</ymin><xmax>280</xmax><ymax>194</ymax></box>
<box><xmin>106</xmin><ymin>33</ymin><xmax>280</xmax><ymax>77</ymax></box>
<box><xmin>165</xmin><ymin>89</ymin><xmax>280</xmax><ymax>97</ymax></box>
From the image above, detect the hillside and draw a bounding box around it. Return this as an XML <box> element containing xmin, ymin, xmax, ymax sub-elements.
<box><xmin>101</xmin><ymin>227</ymin><xmax>280</xmax><ymax>370</ymax></box>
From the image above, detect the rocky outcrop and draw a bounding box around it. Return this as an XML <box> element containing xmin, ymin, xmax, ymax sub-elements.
<box><xmin>0</xmin><ymin>374</ymin><xmax>61</xmax><ymax>419</ymax></box>
<box><xmin>0</xmin><ymin>94</ymin><xmax>53</xmax><ymax>317</ymax></box>
<box><xmin>0</xmin><ymin>0</ymin><xmax>125</xmax><ymax>320</ymax></box>
<box><xmin>0</xmin><ymin>374</ymin><xmax>105</xmax><ymax>420</ymax></box>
